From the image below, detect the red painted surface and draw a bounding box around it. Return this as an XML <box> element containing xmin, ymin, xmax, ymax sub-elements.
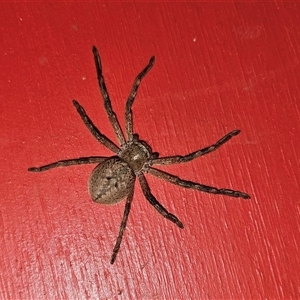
<box><xmin>1</xmin><ymin>2</ymin><xmax>299</xmax><ymax>299</ymax></box>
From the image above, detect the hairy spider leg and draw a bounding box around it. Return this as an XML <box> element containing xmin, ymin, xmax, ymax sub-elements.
<box><xmin>151</xmin><ymin>130</ymin><xmax>242</xmax><ymax>165</ymax></box>
<box><xmin>110</xmin><ymin>185</ymin><xmax>135</xmax><ymax>264</ymax></box>
<box><xmin>125</xmin><ymin>56</ymin><xmax>155</xmax><ymax>142</ymax></box>
<box><xmin>28</xmin><ymin>157</ymin><xmax>107</xmax><ymax>172</ymax></box>
<box><xmin>73</xmin><ymin>100</ymin><xmax>120</xmax><ymax>153</ymax></box>
<box><xmin>28</xmin><ymin>100</ymin><xmax>119</xmax><ymax>172</ymax></box>
<box><xmin>138</xmin><ymin>173</ymin><xmax>184</xmax><ymax>228</ymax></box>
<box><xmin>147</xmin><ymin>167</ymin><xmax>250</xmax><ymax>199</ymax></box>
<box><xmin>92</xmin><ymin>46</ymin><xmax>126</xmax><ymax>146</ymax></box>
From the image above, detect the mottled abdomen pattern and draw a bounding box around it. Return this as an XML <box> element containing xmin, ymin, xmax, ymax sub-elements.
<box><xmin>88</xmin><ymin>157</ymin><xmax>135</xmax><ymax>205</ymax></box>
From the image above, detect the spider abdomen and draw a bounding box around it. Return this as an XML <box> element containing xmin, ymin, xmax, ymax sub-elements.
<box><xmin>88</xmin><ymin>157</ymin><xmax>135</xmax><ymax>205</ymax></box>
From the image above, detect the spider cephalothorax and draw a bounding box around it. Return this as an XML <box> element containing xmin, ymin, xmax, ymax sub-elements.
<box><xmin>29</xmin><ymin>46</ymin><xmax>250</xmax><ymax>264</ymax></box>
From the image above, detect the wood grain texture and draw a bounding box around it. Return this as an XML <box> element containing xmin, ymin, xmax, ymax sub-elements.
<box><xmin>1</xmin><ymin>2</ymin><xmax>299</xmax><ymax>299</ymax></box>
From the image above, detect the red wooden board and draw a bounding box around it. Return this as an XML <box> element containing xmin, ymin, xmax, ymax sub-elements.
<box><xmin>1</xmin><ymin>2</ymin><xmax>299</xmax><ymax>299</ymax></box>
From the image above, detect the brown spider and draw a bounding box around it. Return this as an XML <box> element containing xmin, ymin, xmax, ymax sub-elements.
<box><xmin>29</xmin><ymin>46</ymin><xmax>250</xmax><ymax>264</ymax></box>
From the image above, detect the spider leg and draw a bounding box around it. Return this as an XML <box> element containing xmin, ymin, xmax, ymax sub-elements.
<box><xmin>92</xmin><ymin>46</ymin><xmax>126</xmax><ymax>146</ymax></box>
<box><xmin>138</xmin><ymin>173</ymin><xmax>184</xmax><ymax>228</ymax></box>
<box><xmin>73</xmin><ymin>100</ymin><xmax>120</xmax><ymax>153</ymax></box>
<box><xmin>28</xmin><ymin>157</ymin><xmax>108</xmax><ymax>172</ymax></box>
<box><xmin>125</xmin><ymin>56</ymin><xmax>155</xmax><ymax>141</ymax></box>
<box><xmin>151</xmin><ymin>130</ymin><xmax>241</xmax><ymax>166</ymax></box>
<box><xmin>111</xmin><ymin>185</ymin><xmax>135</xmax><ymax>264</ymax></box>
<box><xmin>147</xmin><ymin>167</ymin><xmax>250</xmax><ymax>199</ymax></box>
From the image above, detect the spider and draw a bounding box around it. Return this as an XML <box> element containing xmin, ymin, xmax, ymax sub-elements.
<box><xmin>29</xmin><ymin>46</ymin><xmax>250</xmax><ymax>264</ymax></box>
